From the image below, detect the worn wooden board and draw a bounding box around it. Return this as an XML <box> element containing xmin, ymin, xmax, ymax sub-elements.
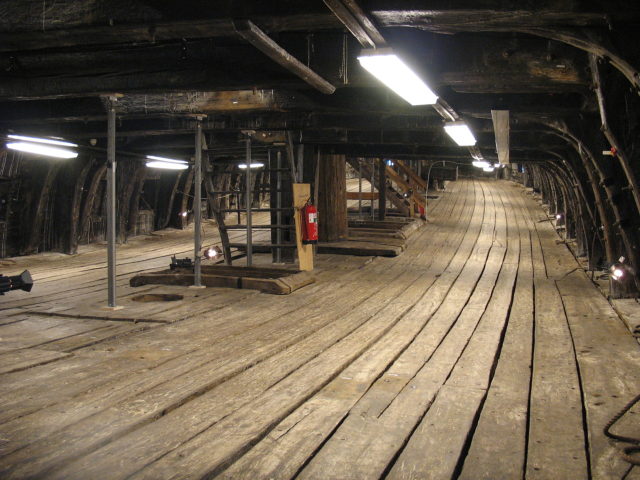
<box><xmin>292</xmin><ymin>183</ymin><xmax>314</xmax><ymax>271</ymax></box>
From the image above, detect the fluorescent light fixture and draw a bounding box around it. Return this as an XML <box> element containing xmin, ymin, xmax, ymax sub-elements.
<box><xmin>357</xmin><ymin>48</ymin><xmax>438</xmax><ymax>106</ymax></box>
<box><xmin>444</xmin><ymin>121</ymin><xmax>476</xmax><ymax>146</ymax></box>
<box><xmin>7</xmin><ymin>141</ymin><xmax>78</xmax><ymax>159</ymax></box>
<box><xmin>238</xmin><ymin>162</ymin><xmax>264</xmax><ymax>169</ymax></box>
<box><xmin>145</xmin><ymin>160</ymin><xmax>188</xmax><ymax>170</ymax></box>
<box><xmin>472</xmin><ymin>160</ymin><xmax>490</xmax><ymax>169</ymax></box>
<box><xmin>145</xmin><ymin>155</ymin><xmax>188</xmax><ymax>170</ymax></box>
<box><xmin>145</xmin><ymin>155</ymin><xmax>187</xmax><ymax>164</ymax></box>
<box><xmin>7</xmin><ymin>134</ymin><xmax>77</xmax><ymax>147</ymax></box>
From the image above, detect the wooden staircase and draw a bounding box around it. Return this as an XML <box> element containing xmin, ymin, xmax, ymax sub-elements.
<box><xmin>347</xmin><ymin>158</ymin><xmax>427</xmax><ymax>217</ymax></box>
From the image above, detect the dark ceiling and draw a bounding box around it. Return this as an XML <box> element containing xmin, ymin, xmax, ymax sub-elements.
<box><xmin>0</xmin><ymin>0</ymin><xmax>639</xmax><ymax>163</ymax></box>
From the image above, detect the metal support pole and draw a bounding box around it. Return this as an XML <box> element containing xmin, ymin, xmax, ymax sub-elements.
<box><xmin>106</xmin><ymin>98</ymin><xmax>117</xmax><ymax>308</ymax></box>
<box><xmin>358</xmin><ymin>158</ymin><xmax>362</xmax><ymax>217</ymax></box>
<box><xmin>370</xmin><ymin>159</ymin><xmax>375</xmax><ymax>220</ymax></box>
<box><xmin>276</xmin><ymin>150</ymin><xmax>282</xmax><ymax>263</ymax></box>
<box><xmin>246</xmin><ymin>137</ymin><xmax>253</xmax><ymax>266</ymax></box>
<box><xmin>193</xmin><ymin>119</ymin><xmax>203</xmax><ymax>287</ymax></box>
<box><xmin>378</xmin><ymin>158</ymin><xmax>386</xmax><ymax>220</ymax></box>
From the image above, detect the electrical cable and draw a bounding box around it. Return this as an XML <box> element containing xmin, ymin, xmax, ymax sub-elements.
<box><xmin>603</xmin><ymin>393</ymin><xmax>640</xmax><ymax>465</ymax></box>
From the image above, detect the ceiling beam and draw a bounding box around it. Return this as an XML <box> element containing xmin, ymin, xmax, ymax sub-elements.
<box><xmin>322</xmin><ymin>0</ymin><xmax>386</xmax><ymax>48</ymax></box>
<box><xmin>233</xmin><ymin>19</ymin><xmax>335</xmax><ymax>95</ymax></box>
<box><xmin>0</xmin><ymin>10</ymin><xmax>628</xmax><ymax>54</ymax></box>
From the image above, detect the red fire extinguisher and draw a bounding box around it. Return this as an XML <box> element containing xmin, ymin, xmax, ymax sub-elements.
<box><xmin>301</xmin><ymin>203</ymin><xmax>319</xmax><ymax>244</ymax></box>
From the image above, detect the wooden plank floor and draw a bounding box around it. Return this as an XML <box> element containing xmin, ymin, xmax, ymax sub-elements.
<box><xmin>1</xmin><ymin>179</ymin><xmax>640</xmax><ymax>479</ymax></box>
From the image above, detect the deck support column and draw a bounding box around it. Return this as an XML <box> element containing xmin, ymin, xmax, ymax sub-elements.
<box><xmin>193</xmin><ymin>117</ymin><xmax>203</xmax><ymax>287</ymax></box>
<box><xmin>106</xmin><ymin>96</ymin><xmax>117</xmax><ymax>308</ymax></box>
<box><xmin>318</xmin><ymin>153</ymin><xmax>348</xmax><ymax>242</ymax></box>
<box><xmin>378</xmin><ymin>158</ymin><xmax>386</xmax><ymax>220</ymax></box>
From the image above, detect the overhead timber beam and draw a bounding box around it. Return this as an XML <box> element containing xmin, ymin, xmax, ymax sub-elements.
<box><xmin>322</xmin><ymin>0</ymin><xmax>386</xmax><ymax>48</ymax></box>
<box><xmin>233</xmin><ymin>19</ymin><xmax>335</xmax><ymax>94</ymax></box>
<box><xmin>0</xmin><ymin>10</ymin><xmax>626</xmax><ymax>54</ymax></box>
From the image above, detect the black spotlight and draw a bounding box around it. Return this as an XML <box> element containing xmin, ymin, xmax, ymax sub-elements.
<box><xmin>0</xmin><ymin>270</ymin><xmax>34</xmax><ymax>295</ymax></box>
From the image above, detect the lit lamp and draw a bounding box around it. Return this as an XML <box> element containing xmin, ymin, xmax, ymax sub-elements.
<box><xmin>203</xmin><ymin>245</ymin><xmax>223</xmax><ymax>260</ymax></box>
<box><xmin>238</xmin><ymin>162</ymin><xmax>264</xmax><ymax>169</ymax></box>
<box><xmin>443</xmin><ymin>122</ymin><xmax>477</xmax><ymax>146</ymax></box>
<box><xmin>472</xmin><ymin>160</ymin><xmax>491</xmax><ymax>169</ymax></box>
<box><xmin>6</xmin><ymin>134</ymin><xmax>78</xmax><ymax>159</ymax></box>
<box><xmin>145</xmin><ymin>155</ymin><xmax>188</xmax><ymax>170</ymax></box>
<box><xmin>611</xmin><ymin>256</ymin><xmax>632</xmax><ymax>282</ymax></box>
<box><xmin>357</xmin><ymin>48</ymin><xmax>438</xmax><ymax>106</ymax></box>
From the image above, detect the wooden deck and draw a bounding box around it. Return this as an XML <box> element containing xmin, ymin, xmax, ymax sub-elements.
<box><xmin>1</xmin><ymin>179</ymin><xmax>640</xmax><ymax>479</ymax></box>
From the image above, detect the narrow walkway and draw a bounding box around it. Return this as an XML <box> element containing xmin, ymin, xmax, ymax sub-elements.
<box><xmin>1</xmin><ymin>179</ymin><xmax>639</xmax><ymax>479</ymax></box>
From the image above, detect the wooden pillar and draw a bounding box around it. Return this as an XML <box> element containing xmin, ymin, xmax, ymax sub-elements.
<box><xmin>79</xmin><ymin>164</ymin><xmax>106</xmax><ymax>243</ymax></box>
<box><xmin>318</xmin><ymin>153</ymin><xmax>348</xmax><ymax>242</ymax></box>
<box><xmin>22</xmin><ymin>163</ymin><xmax>61</xmax><ymax>255</ymax></box>
<box><xmin>68</xmin><ymin>158</ymin><xmax>94</xmax><ymax>253</ymax></box>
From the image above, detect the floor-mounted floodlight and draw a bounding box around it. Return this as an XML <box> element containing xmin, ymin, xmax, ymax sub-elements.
<box><xmin>6</xmin><ymin>134</ymin><xmax>78</xmax><ymax>159</ymax></box>
<box><xmin>444</xmin><ymin>121</ymin><xmax>477</xmax><ymax>146</ymax></box>
<box><xmin>145</xmin><ymin>155</ymin><xmax>188</xmax><ymax>170</ymax></box>
<box><xmin>357</xmin><ymin>48</ymin><xmax>438</xmax><ymax>106</ymax></box>
<box><xmin>238</xmin><ymin>162</ymin><xmax>264</xmax><ymax>169</ymax></box>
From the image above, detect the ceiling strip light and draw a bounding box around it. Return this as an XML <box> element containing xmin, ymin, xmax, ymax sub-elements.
<box><xmin>357</xmin><ymin>48</ymin><xmax>438</xmax><ymax>106</ymax></box>
<box><xmin>145</xmin><ymin>155</ymin><xmax>187</xmax><ymax>164</ymax></box>
<box><xmin>444</xmin><ymin>121</ymin><xmax>477</xmax><ymax>147</ymax></box>
<box><xmin>145</xmin><ymin>155</ymin><xmax>188</xmax><ymax>170</ymax></box>
<box><xmin>145</xmin><ymin>160</ymin><xmax>188</xmax><ymax>170</ymax></box>
<box><xmin>7</xmin><ymin>141</ymin><xmax>78</xmax><ymax>159</ymax></box>
<box><xmin>7</xmin><ymin>134</ymin><xmax>77</xmax><ymax>147</ymax></box>
<box><xmin>238</xmin><ymin>163</ymin><xmax>265</xmax><ymax>169</ymax></box>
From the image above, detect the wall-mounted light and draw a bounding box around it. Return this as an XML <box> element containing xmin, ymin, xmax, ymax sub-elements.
<box><xmin>6</xmin><ymin>134</ymin><xmax>78</xmax><ymax>159</ymax></box>
<box><xmin>357</xmin><ymin>48</ymin><xmax>438</xmax><ymax>106</ymax></box>
<box><xmin>145</xmin><ymin>155</ymin><xmax>188</xmax><ymax>170</ymax></box>
<box><xmin>238</xmin><ymin>162</ymin><xmax>264</xmax><ymax>169</ymax></box>
<box><xmin>444</xmin><ymin>121</ymin><xmax>476</xmax><ymax>146</ymax></box>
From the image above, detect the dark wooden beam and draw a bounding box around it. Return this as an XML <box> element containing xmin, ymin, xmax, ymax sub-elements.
<box><xmin>0</xmin><ymin>10</ymin><xmax>627</xmax><ymax>54</ymax></box>
<box><xmin>323</xmin><ymin>0</ymin><xmax>386</xmax><ymax>48</ymax></box>
<box><xmin>233</xmin><ymin>19</ymin><xmax>335</xmax><ymax>94</ymax></box>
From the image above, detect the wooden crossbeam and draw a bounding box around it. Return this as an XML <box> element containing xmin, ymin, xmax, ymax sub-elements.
<box><xmin>346</xmin><ymin>191</ymin><xmax>379</xmax><ymax>200</ymax></box>
<box><xmin>323</xmin><ymin>0</ymin><xmax>386</xmax><ymax>48</ymax></box>
<box><xmin>233</xmin><ymin>19</ymin><xmax>335</xmax><ymax>95</ymax></box>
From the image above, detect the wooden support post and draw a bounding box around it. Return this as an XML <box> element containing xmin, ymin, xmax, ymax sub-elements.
<box><xmin>318</xmin><ymin>153</ymin><xmax>348</xmax><ymax>242</ymax></box>
<box><xmin>293</xmin><ymin>183</ymin><xmax>314</xmax><ymax>271</ymax></box>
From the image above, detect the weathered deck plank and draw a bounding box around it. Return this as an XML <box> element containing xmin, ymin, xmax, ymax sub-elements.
<box><xmin>1</xmin><ymin>179</ymin><xmax>639</xmax><ymax>480</ymax></box>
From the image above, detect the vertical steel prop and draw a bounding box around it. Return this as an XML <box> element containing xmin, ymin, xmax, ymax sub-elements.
<box><xmin>193</xmin><ymin>118</ymin><xmax>203</xmax><ymax>287</ymax></box>
<box><xmin>106</xmin><ymin>96</ymin><xmax>117</xmax><ymax>307</ymax></box>
<box><xmin>246</xmin><ymin>137</ymin><xmax>253</xmax><ymax>266</ymax></box>
<box><xmin>370</xmin><ymin>159</ymin><xmax>375</xmax><ymax>219</ymax></box>
<box><xmin>276</xmin><ymin>150</ymin><xmax>282</xmax><ymax>263</ymax></box>
<box><xmin>358</xmin><ymin>158</ymin><xmax>363</xmax><ymax>217</ymax></box>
